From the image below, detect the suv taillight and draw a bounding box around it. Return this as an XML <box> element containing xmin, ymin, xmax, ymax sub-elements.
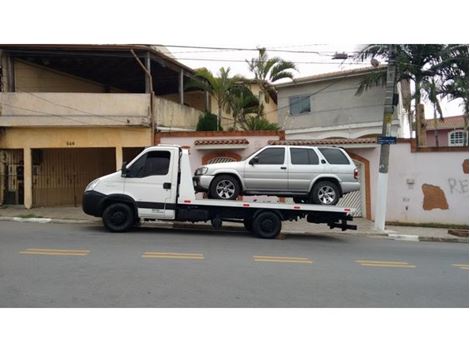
<box><xmin>354</xmin><ymin>168</ymin><xmax>359</xmax><ymax>180</ymax></box>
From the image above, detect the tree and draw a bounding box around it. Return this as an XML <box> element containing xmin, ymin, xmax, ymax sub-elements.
<box><xmin>185</xmin><ymin>67</ymin><xmax>243</xmax><ymax>130</ymax></box>
<box><xmin>240</xmin><ymin>116</ymin><xmax>280</xmax><ymax>131</ymax></box>
<box><xmin>436</xmin><ymin>44</ymin><xmax>469</xmax><ymax>144</ymax></box>
<box><xmin>196</xmin><ymin>112</ymin><xmax>221</xmax><ymax>131</ymax></box>
<box><xmin>355</xmin><ymin>44</ymin><xmax>445</xmax><ymax>143</ymax></box>
<box><xmin>247</xmin><ymin>48</ymin><xmax>297</xmax><ymax>118</ymax></box>
<box><xmin>227</xmin><ymin>84</ymin><xmax>259</xmax><ymax>129</ymax></box>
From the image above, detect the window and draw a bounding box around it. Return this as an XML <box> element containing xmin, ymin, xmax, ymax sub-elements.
<box><xmin>289</xmin><ymin>95</ymin><xmax>311</xmax><ymax>116</ymax></box>
<box><xmin>318</xmin><ymin>148</ymin><xmax>350</xmax><ymax>165</ymax></box>
<box><xmin>127</xmin><ymin>151</ymin><xmax>170</xmax><ymax>177</ymax></box>
<box><xmin>449</xmin><ymin>130</ymin><xmax>467</xmax><ymax>146</ymax></box>
<box><xmin>254</xmin><ymin>148</ymin><xmax>285</xmax><ymax>165</ymax></box>
<box><xmin>290</xmin><ymin>148</ymin><xmax>319</xmax><ymax>165</ymax></box>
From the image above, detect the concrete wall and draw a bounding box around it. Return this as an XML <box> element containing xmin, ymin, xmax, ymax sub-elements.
<box><xmin>277</xmin><ymin>76</ymin><xmax>387</xmax><ymax>132</ymax></box>
<box><xmin>0</xmin><ymin>92</ymin><xmax>151</xmax><ymax>127</ymax></box>
<box><xmin>357</xmin><ymin>143</ymin><xmax>469</xmax><ymax>225</ymax></box>
<box><xmin>154</xmin><ymin>97</ymin><xmax>202</xmax><ymax>130</ymax></box>
<box><xmin>14</xmin><ymin>60</ymin><xmax>123</xmax><ymax>93</ymax></box>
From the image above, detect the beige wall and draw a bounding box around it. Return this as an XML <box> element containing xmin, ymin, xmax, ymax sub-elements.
<box><xmin>154</xmin><ymin>97</ymin><xmax>201</xmax><ymax>129</ymax></box>
<box><xmin>0</xmin><ymin>127</ymin><xmax>151</xmax><ymax>149</ymax></box>
<box><xmin>162</xmin><ymin>91</ymin><xmax>206</xmax><ymax>112</ymax></box>
<box><xmin>14</xmin><ymin>60</ymin><xmax>124</xmax><ymax>93</ymax></box>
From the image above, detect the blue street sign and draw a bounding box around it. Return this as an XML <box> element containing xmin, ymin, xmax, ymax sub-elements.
<box><xmin>377</xmin><ymin>136</ymin><xmax>397</xmax><ymax>145</ymax></box>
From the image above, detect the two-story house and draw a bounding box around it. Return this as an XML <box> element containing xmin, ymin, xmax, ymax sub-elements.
<box><xmin>275</xmin><ymin>66</ymin><xmax>406</xmax><ymax>139</ymax></box>
<box><xmin>425</xmin><ymin>115</ymin><xmax>468</xmax><ymax>147</ymax></box>
<box><xmin>0</xmin><ymin>44</ymin><xmax>208</xmax><ymax>208</ymax></box>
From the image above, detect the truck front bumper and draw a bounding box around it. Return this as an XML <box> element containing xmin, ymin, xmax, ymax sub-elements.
<box><xmin>82</xmin><ymin>190</ymin><xmax>106</xmax><ymax>217</ymax></box>
<box><xmin>192</xmin><ymin>175</ymin><xmax>214</xmax><ymax>193</ymax></box>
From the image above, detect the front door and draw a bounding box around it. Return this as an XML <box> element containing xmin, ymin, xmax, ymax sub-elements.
<box><xmin>244</xmin><ymin>147</ymin><xmax>288</xmax><ymax>192</ymax></box>
<box><xmin>124</xmin><ymin>149</ymin><xmax>177</xmax><ymax>219</ymax></box>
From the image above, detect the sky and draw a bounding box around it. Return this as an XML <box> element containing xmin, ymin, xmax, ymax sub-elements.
<box><xmin>1</xmin><ymin>1</ymin><xmax>469</xmax><ymax>351</ymax></box>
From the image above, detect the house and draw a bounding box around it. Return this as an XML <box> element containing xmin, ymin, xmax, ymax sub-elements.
<box><xmin>0</xmin><ymin>44</ymin><xmax>208</xmax><ymax>208</ymax></box>
<box><xmin>275</xmin><ymin>66</ymin><xmax>407</xmax><ymax>139</ymax></box>
<box><xmin>424</xmin><ymin>115</ymin><xmax>468</xmax><ymax>147</ymax></box>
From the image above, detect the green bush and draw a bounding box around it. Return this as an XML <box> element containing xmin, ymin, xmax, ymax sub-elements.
<box><xmin>196</xmin><ymin>112</ymin><xmax>223</xmax><ymax>131</ymax></box>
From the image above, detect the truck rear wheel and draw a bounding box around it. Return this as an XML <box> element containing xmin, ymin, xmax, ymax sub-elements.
<box><xmin>252</xmin><ymin>211</ymin><xmax>281</xmax><ymax>239</ymax></box>
<box><xmin>102</xmin><ymin>202</ymin><xmax>135</xmax><ymax>232</ymax></box>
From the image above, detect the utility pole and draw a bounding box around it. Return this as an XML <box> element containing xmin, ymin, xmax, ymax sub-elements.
<box><xmin>374</xmin><ymin>45</ymin><xmax>397</xmax><ymax>231</ymax></box>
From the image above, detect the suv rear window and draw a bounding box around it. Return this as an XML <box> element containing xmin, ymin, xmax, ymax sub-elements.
<box><xmin>290</xmin><ymin>148</ymin><xmax>319</xmax><ymax>165</ymax></box>
<box><xmin>318</xmin><ymin>148</ymin><xmax>350</xmax><ymax>165</ymax></box>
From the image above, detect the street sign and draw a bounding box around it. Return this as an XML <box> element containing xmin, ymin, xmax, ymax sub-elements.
<box><xmin>377</xmin><ymin>136</ymin><xmax>397</xmax><ymax>145</ymax></box>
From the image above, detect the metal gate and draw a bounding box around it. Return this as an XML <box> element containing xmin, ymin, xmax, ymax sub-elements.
<box><xmin>0</xmin><ymin>149</ymin><xmax>24</xmax><ymax>205</ymax></box>
<box><xmin>32</xmin><ymin>148</ymin><xmax>116</xmax><ymax>207</ymax></box>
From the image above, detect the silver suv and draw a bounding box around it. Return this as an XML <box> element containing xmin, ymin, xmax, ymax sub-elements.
<box><xmin>193</xmin><ymin>145</ymin><xmax>359</xmax><ymax>205</ymax></box>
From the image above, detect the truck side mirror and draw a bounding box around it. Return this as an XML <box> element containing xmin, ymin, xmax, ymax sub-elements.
<box><xmin>121</xmin><ymin>162</ymin><xmax>128</xmax><ymax>177</ymax></box>
<box><xmin>249</xmin><ymin>157</ymin><xmax>259</xmax><ymax>166</ymax></box>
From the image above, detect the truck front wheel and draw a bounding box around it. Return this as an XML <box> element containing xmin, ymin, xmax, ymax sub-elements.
<box><xmin>252</xmin><ymin>211</ymin><xmax>281</xmax><ymax>239</ymax></box>
<box><xmin>102</xmin><ymin>202</ymin><xmax>135</xmax><ymax>232</ymax></box>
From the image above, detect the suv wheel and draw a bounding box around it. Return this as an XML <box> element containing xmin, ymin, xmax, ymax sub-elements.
<box><xmin>312</xmin><ymin>181</ymin><xmax>340</xmax><ymax>206</ymax></box>
<box><xmin>102</xmin><ymin>202</ymin><xmax>135</xmax><ymax>232</ymax></box>
<box><xmin>210</xmin><ymin>175</ymin><xmax>240</xmax><ymax>200</ymax></box>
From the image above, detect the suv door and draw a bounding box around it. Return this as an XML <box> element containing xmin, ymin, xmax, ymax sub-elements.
<box><xmin>124</xmin><ymin>149</ymin><xmax>177</xmax><ymax>219</ymax></box>
<box><xmin>244</xmin><ymin>147</ymin><xmax>288</xmax><ymax>192</ymax></box>
<box><xmin>288</xmin><ymin>147</ymin><xmax>323</xmax><ymax>193</ymax></box>
<box><xmin>317</xmin><ymin>147</ymin><xmax>353</xmax><ymax>183</ymax></box>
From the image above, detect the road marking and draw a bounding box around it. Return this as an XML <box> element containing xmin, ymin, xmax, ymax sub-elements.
<box><xmin>453</xmin><ymin>264</ymin><xmax>469</xmax><ymax>270</ymax></box>
<box><xmin>19</xmin><ymin>248</ymin><xmax>90</xmax><ymax>256</ymax></box>
<box><xmin>355</xmin><ymin>260</ymin><xmax>415</xmax><ymax>268</ymax></box>
<box><xmin>142</xmin><ymin>251</ymin><xmax>204</xmax><ymax>260</ymax></box>
<box><xmin>253</xmin><ymin>256</ymin><xmax>313</xmax><ymax>264</ymax></box>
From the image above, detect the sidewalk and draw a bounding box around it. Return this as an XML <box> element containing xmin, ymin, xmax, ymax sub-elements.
<box><xmin>0</xmin><ymin>205</ymin><xmax>467</xmax><ymax>243</ymax></box>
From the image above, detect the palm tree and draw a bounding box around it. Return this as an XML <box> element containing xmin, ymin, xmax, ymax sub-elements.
<box><xmin>436</xmin><ymin>44</ymin><xmax>469</xmax><ymax>145</ymax></box>
<box><xmin>247</xmin><ymin>48</ymin><xmax>297</xmax><ymax>118</ymax></box>
<box><xmin>355</xmin><ymin>44</ymin><xmax>444</xmax><ymax>144</ymax></box>
<box><xmin>422</xmin><ymin>78</ymin><xmax>444</xmax><ymax>146</ymax></box>
<box><xmin>227</xmin><ymin>84</ymin><xmax>259</xmax><ymax>129</ymax></box>
<box><xmin>185</xmin><ymin>67</ymin><xmax>243</xmax><ymax>130</ymax></box>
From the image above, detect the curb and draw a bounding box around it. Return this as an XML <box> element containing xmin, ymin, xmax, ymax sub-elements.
<box><xmin>386</xmin><ymin>232</ymin><xmax>468</xmax><ymax>243</ymax></box>
<box><xmin>0</xmin><ymin>216</ymin><xmax>96</xmax><ymax>224</ymax></box>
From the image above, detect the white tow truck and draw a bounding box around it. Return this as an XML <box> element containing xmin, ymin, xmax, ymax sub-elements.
<box><xmin>82</xmin><ymin>145</ymin><xmax>357</xmax><ymax>238</ymax></box>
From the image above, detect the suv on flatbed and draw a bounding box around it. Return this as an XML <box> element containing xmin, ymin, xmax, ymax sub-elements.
<box><xmin>193</xmin><ymin>145</ymin><xmax>359</xmax><ymax>205</ymax></box>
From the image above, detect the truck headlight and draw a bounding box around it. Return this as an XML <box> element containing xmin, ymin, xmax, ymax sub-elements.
<box><xmin>195</xmin><ymin>167</ymin><xmax>208</xmax><ymax>176</ymax></box>
<box><xmin>85</xmin><ymin>178</ymin><xmax>100</xmax><ymax>191</ymax></box>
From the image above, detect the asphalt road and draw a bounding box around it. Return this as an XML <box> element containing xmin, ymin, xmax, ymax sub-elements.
<box><xmin>0</xmin><ymin>221</ymin><xmax>468</xmax><ymax>307</ymax></box>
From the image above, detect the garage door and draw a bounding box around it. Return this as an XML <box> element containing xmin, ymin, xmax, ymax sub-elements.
<box><xmin>32</xmin><ymin>148</ymin><xmax>116</xmax><ymax>207</ymax></box>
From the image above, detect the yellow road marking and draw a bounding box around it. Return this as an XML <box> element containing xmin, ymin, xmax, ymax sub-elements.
<box><xmin>254</xmin><ymin>258</ymin><xmax>312</xmax><ymax>264</ymax></box>
<box><xmin>359</xmin><ymin>263</ymin><xmax>416</xmax><ymax>268</ymax></box>
<box><xmin>23</xmin><ymin>248</ymin><xmax>90</xmax><ymax>253</ymax></box>
<box><xmin>254</xmin><ymin>255</ymin><xmax>311</xmax><ymax>260</ymax></box>
<box><xmin>356</xmin><ymin>260</ymin><xmax>410</xmax><ymax>265</ymax></box>
<box><xmin>143</xmin><ymin>251</ymin><xmax>203</xmax><ymax>256</ymax></box>
<box><xmin>453</xmin><ymin>264</ymin><xmax>469</xmax><ymax>270</ymax></box>
<box><xmin>142</xmin><ymin>251</ymin><xmax>204</xmax><ymax>260</ymax></box>
<box><xmin>20</xmin><ymin>251</ymin><xmax>88</xmax><ymax>256</ymax></box>
<box><xmin>142</xmin><ymin>255</ymin><xmax>204</xmax><ymax>260</ymax></box>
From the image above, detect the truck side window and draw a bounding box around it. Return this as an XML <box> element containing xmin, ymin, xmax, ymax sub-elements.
<box><xmin>255</xmin><ymin>148</ymin><xmax>285</xmax><ymax>165</ymax></box>
<box><xmin>318</xmin><ymin>148</ymin><xmax>350</xmax><ymax>165</ymax></box>
<box><xmin>291</xmin><ymin>148</ymin><xmax>319</xmax><ymax>165</ymax></box>
<box><xmin>127</xmin><ymin>151</ymin><xmax>171</xmax><ymax>177</ymax></box>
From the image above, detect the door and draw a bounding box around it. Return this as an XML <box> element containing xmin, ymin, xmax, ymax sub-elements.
<box><xmin>288</xmin><ymin>147</ymin><xmax>324</xmax><ymax>193</ymax></box>
<box><xmin>244</xmin><ymin>147</ymin><xmax>288</xmax><ymax>192</ymax></box>
<box><xmin>124</xmin><ymin>149</ymin><xmax>177</xmax><ymax>219</ymax></box>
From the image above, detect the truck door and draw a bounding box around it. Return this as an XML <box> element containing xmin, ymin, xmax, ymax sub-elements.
<box><xmin>123</xmin><ymin>148</ymin><xmax>177</xmax><ymax>220</ymax></box>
